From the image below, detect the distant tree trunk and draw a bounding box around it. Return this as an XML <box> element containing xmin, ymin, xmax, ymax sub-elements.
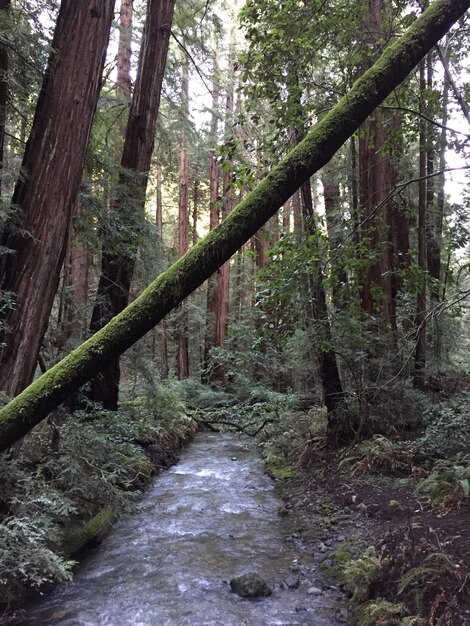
<box><xmin>0</xmin><ymin>0</ymin><xmax>464</xmax><ymax>450</ymax></box>
<box><xmin>414</xmin><ymin>60</ymin><xmax>428</xmax><ymax>388</ymax></box>
<box><xmin>117</xmin><ymin>0</ymin><xmax>133</xmax><ymax>137</ymax></box>
<box><xmin>292</xmin><ymin>190</ymin><xmax>303</xmax><ymax>243</ymax></box>
<box><xmin>301</xmin><ymin>179</ymin><xmax>348</xmax><ymax>442</ymax></box>
<box><xmin>350</xmin><ymin>136</ymin><xmax>359</xmax><ymax>244</ymax></box>
<box><xmin>0</xmin><ymin>0</ymin><xmax>9</xmax><ymax>195</ymax></box>
<box><xmin>215</xmin><ymin>52</ymin><xmax>235</xmax><ymax>361</ymax></box>
<box><xmin>359</xmin><ymin>113</ymin><xmax>396</xmax><ymax>329</ymax></box>
<box><xmin>192</xmin><ymin>180</ymin><xmax>199</xmax><ymax>246</ymax></box>
<box><xmin>288</xmin><ymin>68</ymin><xmax>347</xmax><ymax>437</ymax></box>
<box><xmin>156</xmin><ymin>163</ymin><xmax>164</xmax><ymax>249</ymax></box>
<box><xmin>0</xmin><ymin>0</ymin><xmax>116</xmax><ymax>397</ymax></box>
<box><xmin>429</xmin><ymin>46</ymin><xmax>449</xmax><ymax>293</ymax></box>
<box><xmin>435</xmin><ymin>53</ymin><xmax>449</xmax><ymax>314</ymax></box>
<box><xmin>322</xmin><ymin>160</ymin><xmax>347</xmax><ymax>309</ymax></box>
<box><xmin>282</xmin><ymin>202</ymin><xmax>291</xmax><ymax>233</ymax></box>
<box><xmin>154</xmin><ymin>163</ymin><xmax>168</xmax><ymax>377</ymax></box>
<box><xmin>88</xmin><ymin>0</ymin><xmax>175</xmax><ymax>408</ymax></box>
<box><xmin>60</xmin><ymin>189</ymin><xmax>91</xmax><ymax>346</ymax></box>
<box><xmin>177</xmin><ymin>59</ymin><xmax>189</xmax><ymax>380</ymax></box>
<box><xmin>203</xmin><ymin>47</ymin><xmax>220</xmax><ymax>382</ymax></box>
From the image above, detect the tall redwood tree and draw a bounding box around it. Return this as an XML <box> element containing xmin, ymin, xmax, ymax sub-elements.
<box><xmin>0</xmin><ymin>0</ymin><xmax>116</xmax><ymax>396</ymax></box>
<box><xmin>88</xmin><ymin>0</ymin><xmax>176</xmax><ymax>408</ymax></box>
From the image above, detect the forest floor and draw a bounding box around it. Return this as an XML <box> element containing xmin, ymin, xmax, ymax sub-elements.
<box><xmin>275</xmin><ymin>442</ymin><xmax>470</xmax><ymax>626</ymax></box>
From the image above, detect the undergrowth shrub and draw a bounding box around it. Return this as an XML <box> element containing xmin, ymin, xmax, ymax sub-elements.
<box><xmin>413</xmin><ymin>392</ymin><xmax>470</xmax><ymax>460</ymax></box>
<box><xmin>416</xmin><ymin>455</ymin><xmax>470</xmax><ymax>512</ymax></box>
<box><xmin>339</xmin><ymin>436</ymin><xmax>413</xmax><ymax>476</ymax></box>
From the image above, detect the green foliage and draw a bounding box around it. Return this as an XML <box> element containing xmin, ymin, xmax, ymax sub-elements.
<box><xmin>416</xmin><ymin>455</ymin><xmax>470</xmax><ymax>511</ymax></box>
<box><xmin>0</xmin><ymin>457</ymin><xmax>76</xmax><ymax>607</ymax></box>
<box><xmin>354</xmin><ymin>599</ymin><xmax>408</xmax><ymax>626</ymax></box>
<box><xmin>339</xmin><ymin>436</ymin><xmax>413</xmax><ymax>476</ymax></box>
<box><xmin>0</xmin><ymin>515</ymin><xmax>75</xmax><ymax>607</ymax></box>
<box><xmin>413</xmin><ymin>392</ymin><xmax>470</xmax><ymax>459</ymax></box>
<box><xmin>343</xmin><ymin>546</ymin><xmax>383</xmax><ymax>602</ymax></box>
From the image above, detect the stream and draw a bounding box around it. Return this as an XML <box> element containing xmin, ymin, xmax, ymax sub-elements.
<box><xmin>18</xmin><ymin>433</ymin><xmax>346</xmax><ymax>625</ymax></box>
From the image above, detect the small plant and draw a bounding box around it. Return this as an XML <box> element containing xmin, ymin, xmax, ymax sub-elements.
<box><xmin>397</xmin><ymin>549</ymin><xmax>469</xmax><ymax>624</ymax></box>
<box><xmin>343</xmin><ymin>545</ymin><xmax>383</xmax><ymax>601</ymax></box>
<box><xmin>339</xmin><ymin>435</ymin><xmax>413</xmax><ymax>476</ymax></box>
<box><xmin>354</xmin><ymin>598</ymin><xmax>408</xmax><ymax>626</ymax></box>
<box><xmin>416</xmin><ymin>455</ymin><xmax>470</xmax><ymax>512</ymax></box>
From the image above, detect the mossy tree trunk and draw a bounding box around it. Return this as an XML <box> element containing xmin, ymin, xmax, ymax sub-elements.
<box><xmin>0</xmin><ymin>0</ymin><xmax>467</xmax><ymax>451</ymax></box>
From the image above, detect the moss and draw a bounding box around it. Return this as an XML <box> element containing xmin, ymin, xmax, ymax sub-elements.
<box><xmin>265</xmin><ymin>458</ymin><xmax>297</xmax><ymax>481</ymax></box>
<box><xmin>321</xmin><ymin>538</ymin><xmax>366</xmax><ymax>581</ymax></box>
<box><xmin>63</xmin><ymin>506</ymin><xmax>115</xmax><ymax>556</ymax></box>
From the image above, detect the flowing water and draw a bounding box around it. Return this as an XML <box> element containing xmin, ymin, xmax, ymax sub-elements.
<box><xmin>18</xmin><ymin>433</ymin><xmax>345</xmax><ymax>626</ymax></box>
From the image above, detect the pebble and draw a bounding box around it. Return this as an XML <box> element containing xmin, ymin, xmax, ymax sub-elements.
<box><xmin>337</xmin><ymin>534</ymin><xmax>346</xmax><ymax>541</ymax></box>
<box><xmin>318</xmin><ymin>542</ymin><xmax>328</xmax><ymax>552</ymax></box>
<box><xmin>283</xmin><ymin>576</ymin><xmax>300</xmax><ymax>590</ymax></box>
<box><xmin>307</xmin><ymin>586</ymin><xmax>322</xmax><ymax>595</ymax></box>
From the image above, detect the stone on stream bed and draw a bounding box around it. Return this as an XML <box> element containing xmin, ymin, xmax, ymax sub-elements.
<box><xmin>229</xmin><ymin>573</ymin><xmax>272</xmax><ymax>598</ymax></box>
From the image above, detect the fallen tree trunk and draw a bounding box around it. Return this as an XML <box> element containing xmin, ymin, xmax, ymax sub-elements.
<box><xmin>0</xmin><ymin>0</ymin><xmax>467</xmax><ymax>452</ymax></box>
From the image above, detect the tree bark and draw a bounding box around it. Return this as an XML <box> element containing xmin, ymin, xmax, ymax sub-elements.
<box><xmin>88</xmin><ymin>0</ymin><xmax>175</xmax><ymax>407</ymax></box>
<box><xmin>358</xmin><ymin>0</ymin><xmax>408</xmax><ymax>333</ymax></box>
<box><xmin>0</xmin><ymin>0</ymin><xmax>9</xmax><ymax>196</ymax></box>
<box><xmin>215</xmin><ymin>52</ymin><xmax>235</xmax><ymax>359</ymax></box>
<box><xmin>414</xmin><ymin>60</ymin><xmax>428</xmax><ymax>389</ymax></box>
<box><xmin>0</xmin><ymin>0</ymin><xmax>466</xmax><ymax>451</ymax></box>
<box><xmin>117</xmin><ymin>0</ymin><xmax>133</xmax><ymax>138</ymax></box>
<box><xmin>203</xmin><ymin>47</ymin><xmax>220</xmax><ymax>382</ymax></box>
<box><xmin>176</xmin><ymin>58</ymin><xmax>189</xmax><ymax>380</ymax></box>
<box><xmin>322</xmin><ymin>160</ymin><xmax>347</xmax><ymax>309</ymax></box>
<box><xmin>0</xmin><ymin>0</ymin><xmax>116</xmax><ymax>397</ymax></box>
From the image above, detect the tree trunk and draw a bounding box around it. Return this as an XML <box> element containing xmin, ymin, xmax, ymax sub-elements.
<box><xmin>358</xmin><ymin>0</ymin><xmax>405</xmax><ymax>332</ymax></box>
<box><xmin>88</xmin><ymin>0</ymin><xmax>175</xmax><ymax>407</ymax></box>
<box><xmin>117</xmin><ymin>0</ymin><xmax>133</xmax><ymax>136</ymax></box>
<box><xmin>215</xmin><ymin>52</ymin><xmax>235</xmax><ymax>362</ymax></box>
<box><xmin>0</xmin><ymin>0</ymin><xmax>116</xmax><ymax>397</ymax></box>
<box><xmin>321</xmin><ymin>160</ymin><xmax>347</xmax><ymax>309</ymax></box>
<box><xmin>203</xmin><ymin>47</ymin><xmax>220</xmax><ymax>382</ymax></box>
<box><xmin>0</xmin><ymin>0</ymin><xmax>465</xmax><ymax>451</ymax></box>
<box><xmin>0</xmin><ymin>0</ymin><xmax>9</xmax><ymax>196</ymax></box>
<box><xmin>429</xmin><ymin>44</ymin><xmax>449</xmax><ymax>292</ymax></box>
<box><xmin>414</xmin><ymin>60</ymin><xmax>428</xmax><ymax>389</ymax></box>
<box><xmin>155</xmin><ymin>162</ymin><xmax>168</xmax><ymax>378</ymax></box>
<box><xmin>60</xmin><ymin>189</ymin><xmax>91</xmax><ymax>346</ymax></box>
<box><xmin>176</xmin><ymin>59</ymin><xmax>189</xmax><ymax>380</ymax></box>
<box><xmin>292</xmin><ymin>190</ymin><xmax>303</xmax><ymax>243</ymax></box>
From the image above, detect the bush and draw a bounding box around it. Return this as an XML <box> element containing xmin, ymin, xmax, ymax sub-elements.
<box><xmin>413</xmin><ymin>392</ymin><xmax>470</xmax><ymax>459</ymax></box>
